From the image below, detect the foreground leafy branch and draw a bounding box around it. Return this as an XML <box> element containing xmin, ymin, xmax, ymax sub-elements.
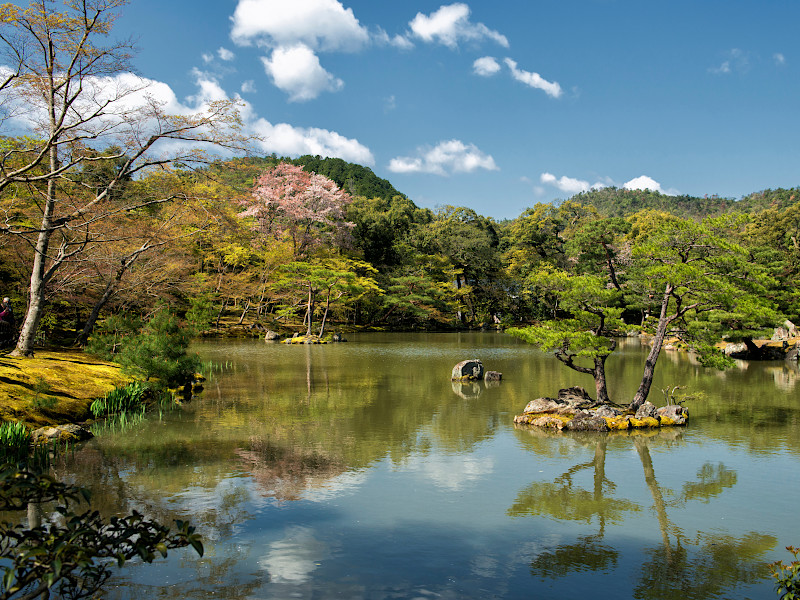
<box><xmin>0</xmin><ymin>464</ymin><xmax>203</xmax><ymax>600</ymax></box>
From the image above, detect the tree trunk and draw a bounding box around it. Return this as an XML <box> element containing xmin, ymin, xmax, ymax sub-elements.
<box><xmin>237</xmin><ymin>299</ymin><xmax>250</xmax><ymax>325</ymax></box>
<box><xmin>215</xmin><ymin>298</ymin><xmax>228</xmax><ymax>328</ymax></box>
<box><xmin>11</xmin><ymin>179</ymin><xmax>57</xmax><ymax>357</ymax></box>
<box><xmin>630</xmin><ymin>284</ymin><xmax>673</xmax><ymax>410</ymax></box>
<box><xmin>318</xmin><ymin>289</ymin><xmax>333</xmax><ymax>338</ymax></box>
<box><xmin>593</xmin><ymin>355</ymin><xmax>610</xmax><ymax>404</ymax></box>
<box><xmin>305</xmin><ymin>286</ymin><xmax>314</xmax><ymax>337</ymax></box>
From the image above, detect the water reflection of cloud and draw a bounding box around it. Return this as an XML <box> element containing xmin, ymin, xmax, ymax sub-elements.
<box><xmin>404</xmin><ymin>453</ymin><xmax>494</xmax><ymax>490</ymax></box>
<box><xmin>301</xmin><ymin>468</ymin><xmax>369</xmax><ymax>502</ymax></box>
<box><xmin>259</xmin><ymin>526</ymin><xmax>328</xmax><ymax>583</ymax></box>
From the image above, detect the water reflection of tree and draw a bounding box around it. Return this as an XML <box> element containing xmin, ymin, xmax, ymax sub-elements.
<box><xmin>509</xmin><ymin>433</ymin><xmax>639</xmax><ymax>577</ymax></box>
<box><xmin>236</xmin><ymin>436</ymin><xmax>346</xmax><ymax>501</ymax></box>
<box><xmin>509</xmin><ymin>430</ymin><xmax>776</xmax><ymax>598</ymax></box>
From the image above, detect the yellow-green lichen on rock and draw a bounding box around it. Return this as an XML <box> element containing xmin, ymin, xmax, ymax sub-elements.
<box><xmin>513</xmin><ymin>387</ymin><xmax>688</xmax><ymax>433</ymax></box>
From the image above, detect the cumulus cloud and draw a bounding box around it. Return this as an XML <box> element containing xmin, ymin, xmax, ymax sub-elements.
<box><xmin>218</xmin><ymin>47</ymin><xmax>235</xmax><ymax>61</ymax></box>
<box><xmin>388</xmin><ymin>139</ymin><xmax>498</xmax><ymax>176</ymax></box>
<box><xmin>540</xmin><ymin>172</ymin><xmax>606</xmax><ymax>195</ymax></box>
<box><xmin>539</xmin><ymin>172</ymin><xmax>676</xmax><ymax>196</ymax></box>
<box><xmin>623</xmin><ymin>175</ymin><xmax>666</xmax><ymax>193</ymax></box>
<box><xmin>249</xmin><ymin>115</ymin><xmax>374</xmax><ymax>165</ymax></box>
<box><xmin>240</xmin><ymin>79</ymin><xmax>256</xmax><ymax>93</ymax></box>
<box><xmin>409</xmin><ymin>3</ymin><xmax>509</xmax><ymax>49</ymax></box>
<box><xmin>260</xmin><ymin>44</ymin><xmax>344</xmax><ymax>102</ymax></box>
<box><xmin>1</xmin><ymin>64</ymin><xmax>374</xmax><ymax>166</ymax></box>
<box><xmin>473</xmin><ymin>56</ymin><xmax>501</xmax><ymax>76</ymax></box>
<box><xmin>504</xmin><ymin>58</ymin><xmax>562</xmax><ymax>98</ymax></box>
<box><xmin>230</xmin><ymin>0</ymin><xmax>366</xmax><ymax>101</ymax></box>
<box><xmin>774</xmin><ymin>52</ymin><xmax>786</xmax><ymax>66</ymax></box>
<box><xmin>230</xmin><ymin>0</ymin><xmax>369</xmax><ymax>52</ymax></box>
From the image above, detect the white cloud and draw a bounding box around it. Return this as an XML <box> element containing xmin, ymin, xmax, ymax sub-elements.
<box><xmin>218</xmin><ymin>47</ymin><xmax>235</xmax><ymax>61</ymax></box>
<box><xmin>373</xmin><ymin>26</ymin><xmax>415</xmax><ymax>50</ymax></box>
<box><xmin>388</xmin><ymin>139</ymin><xmax>498</xmax><ymax>176</ymax></box>
<box><xmin>230</xmin><ymin>0</ymin><xmax>369</xmax><ymax>52</ymax></box>
<box><xmin>504</xmin><ymin>58</ymin><xmax>562</xmax><ymax>98</ymax></box>
<box><xmin>623</xmin><ymin>175</ymin><xmax>665</xmax><ymax>193</ymax></box>
<box><xmin>1</xmin><ymin>64</ymin><xmax>374</xmax><ymax>166</ymax></box>
<box><xmin>240</xmin><ymin>79</ymin><xmax>256</xmax><ymax>93</ymax></box>
<box><xmin>409</xmin><ymin>3</ymin><xmax>509</xmax><ymax>49</ymax></box>
<box><xmin>202</xmin><ymin>52</ymin><xmax>214</xmax><ymax>64</ymax></box>
<box><xmin>774</xmin><ymin>52</ymin><xmax>786</xmax><ymax>66</ymax></box>
<box><xmin>540</xmin><ymin>172</ymin><xmax>606</xmax><ymax>195</ymax></box>
<box><xmin>260</xmin><ymin>44</ymin><xmax>343</xmax><ymax>102</ymax></box>
<box><xmin>250</xmin><ymin>116</ymin><xmax>374</xmax><ymax>165</ymax></box>
<box><xmin>473</xmin><ymin>56</ymin><xmax>501</xmax><ymax>77</ymax></box>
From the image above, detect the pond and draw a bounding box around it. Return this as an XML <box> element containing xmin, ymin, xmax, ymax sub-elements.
<box><xmin>62</xmin><ymin>332</ymin><xmax>800</xmax><ymax>599</ymax></box>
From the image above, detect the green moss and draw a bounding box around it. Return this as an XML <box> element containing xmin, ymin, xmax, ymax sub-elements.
<box><xmin>0</xmin><ymin>351</ymin><xmax>134</xmax><ymax>427</ymax></box>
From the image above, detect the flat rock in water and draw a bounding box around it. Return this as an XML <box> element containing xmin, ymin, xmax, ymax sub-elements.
<box><xmin>31</xmin><ymin>424</ymin><xmax>93</xmax><ymax>445</ymax></box>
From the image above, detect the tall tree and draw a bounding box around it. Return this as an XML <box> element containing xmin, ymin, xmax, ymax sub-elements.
<box><xmin>509</xmin><ymin>215</ymin><xmax>780</xmax><ymax>409</ymax></box>
<box><xmin>0</xmin><ymin>0</ymin><xmax>247</xmax><ymax>356</ymax></box>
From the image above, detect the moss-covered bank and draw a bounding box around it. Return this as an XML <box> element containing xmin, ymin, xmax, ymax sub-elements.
<box><xmin>0</xmin><ymin>351</ymin><xmax>133</xmax><ymax>428</ymax></box>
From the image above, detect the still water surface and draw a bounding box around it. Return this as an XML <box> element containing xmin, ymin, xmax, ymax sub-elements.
<box><xmin>67</xmin><ymin>332</ymin><xmax>799</xmax><ymax>599</ymax></box>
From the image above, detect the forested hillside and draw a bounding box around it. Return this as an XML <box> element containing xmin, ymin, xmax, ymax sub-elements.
<box><xmin>2</xmin><ymin>148</ymin><xmax>798</xmax><ymax>354</ymax></box>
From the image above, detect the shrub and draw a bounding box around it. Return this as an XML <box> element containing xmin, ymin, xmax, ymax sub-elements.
<box><xmin>0</xmin><ymin>464</ymin><xmax>203</xmax><ymax>599</ymax></box>
<box><xmin>772</xmin><ymin>546</ymin><xmax>800</xmax><ymax>600</ymax></box>
<box><xmin>85</xmin><ymin>314</ymin><xmax>143</xmax><ymax>360</ymax></box>
<box><xmin>116</xmin><ymin>307</ymin><xmax>199</xmax><ymax>387</ymax></box>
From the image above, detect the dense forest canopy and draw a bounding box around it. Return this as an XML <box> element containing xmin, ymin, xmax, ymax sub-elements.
<box><xmin>2</xmin><ymin>143</ymin><xmax>797</xmax><ymax>388</ymax></box>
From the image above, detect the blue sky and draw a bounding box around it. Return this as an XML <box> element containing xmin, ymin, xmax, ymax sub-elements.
<box><xmin>113</xmin><ymin>0</ymin><xmax>798</xmax><ymax>220</ymax></box>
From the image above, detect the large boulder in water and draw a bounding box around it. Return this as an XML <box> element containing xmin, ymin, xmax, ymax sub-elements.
<box><xmin>656</xmin><ymin>405</ymin><xmax>689</xmax><ymax>425</ymax></box>
<box><xmin>451</xmin><ymin>359</ymin><xmax>484</xmax><ymax>381</ymax></box>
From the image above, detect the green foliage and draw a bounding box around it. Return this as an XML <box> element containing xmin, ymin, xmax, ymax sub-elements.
<box><xmin>574</xmin><ymin>186</ymin><xmax>736</xmax><ymax>219</ymax></box>
<box><xmin>185</xmin><ymin>293</ymin><xmax>216</xmax><ymax>334</ymax></box>
<box><xmin>771</xmin><ymin>546</ymin><xmax>800</xmax><ymax>600</ymax></box>
<box><xmin>90</xmin><ymin>381</ymin><xmax>149</xmax><ymax>418</ymax></box>
<box><xmin>347</xmin><ymin>195</ymin><xmax>432</xmax><ymax>268</ymax></box>
<box><xmin>0</xmin><ymin>464</ymin><xmax>203</xmax><ymax>600</ymax></box>
<box><xmin>291</xmin><ymin>155</ymin><xmax>405</xmax><ymax>200</ymax></box>
<box><xmin>117</xmin><ymin>308</ymin><xmax>199</xmax><ymax>386</ymax></box>
<box><xmin>85</xmin><ymin>314</ymin><xmax>143</xmax><ymax>360</ymax></box>
<box><xmin>0</xmin><ymin>423</ymin><xmax>30</xmax><ymax>465</ymax></box>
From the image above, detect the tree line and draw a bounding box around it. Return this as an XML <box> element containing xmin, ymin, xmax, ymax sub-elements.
<box><xmin>1</xmin><ymin>0</ymin><xmax>797</xmax><ymax>383</ymax></box>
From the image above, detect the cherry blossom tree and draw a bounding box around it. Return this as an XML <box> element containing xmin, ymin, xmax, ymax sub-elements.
<box><xmin>240</xmin><ymin>162</ymin><xmax>354</xmax><ymax>258</ymax></box>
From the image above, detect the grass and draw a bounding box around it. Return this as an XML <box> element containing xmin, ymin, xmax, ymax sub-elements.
<box><xmin>0</xmin><ymin>350</ymin><xmax>134</xmax><ymax>427</ymax></box>
<box><xmin>90</xmin><ymin>380</ymin><xmax>148</xmax><ymax>418</ymax></box>
<box><xmin>0</xmin><ymin>421</ymin><xmax>31</xmax><ymax>464</ymax></box>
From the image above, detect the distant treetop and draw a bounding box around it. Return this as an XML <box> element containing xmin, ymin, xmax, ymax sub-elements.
<box><xmin>291</xmin><ymin>155</ymin><xmax>406</xmax><ymax>201</ymax></box>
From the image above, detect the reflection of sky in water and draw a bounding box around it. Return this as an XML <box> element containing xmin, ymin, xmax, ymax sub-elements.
<box><xmin>401</xmin><ymin>452</ymin><xmax>494</xmax><ymax>491</ymax></box>
<box><xmin>259</xmin><ymin>526</ymin><xmax>328</xmax><ymax>583</ymax></box>
<box><xmin>300</xmin><ymin>468</ymin><xmax>368</xmax><ymax>502</ymax></box>
<box><xmin>103</xmin><ymin>334</ymin><xmax>800</xmax><ymax>599</ymax></box>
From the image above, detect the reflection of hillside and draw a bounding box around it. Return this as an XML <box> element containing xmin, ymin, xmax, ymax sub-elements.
<box><xmin>236</xmin><ymin>437</ymin><xmax>346</xmax><ymax>501</ymax></box>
